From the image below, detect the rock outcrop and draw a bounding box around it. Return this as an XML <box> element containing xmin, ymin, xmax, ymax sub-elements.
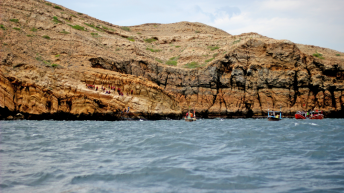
<box><xmin>1</xmin><ymin>0</ymin><xmax>344</xmax><ymax>119</ymax></box>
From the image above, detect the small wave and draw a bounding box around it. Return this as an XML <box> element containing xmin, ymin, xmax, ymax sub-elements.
<box><xmin>309</xmin><ymin>123</ymin><xmax>318</xmax><ymax>126</ymax></box>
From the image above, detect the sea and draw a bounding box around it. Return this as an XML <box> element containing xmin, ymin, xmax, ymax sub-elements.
<box><xmin>0</xmin><ymin>119</ymin><xmax>344</xmax><ymax>193</ymax></box>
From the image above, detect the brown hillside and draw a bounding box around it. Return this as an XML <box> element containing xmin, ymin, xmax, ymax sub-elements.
<box><xmin>1</xmin><ymin>0</ymin><xmax>344</xmax><ymax>120</ymax></box>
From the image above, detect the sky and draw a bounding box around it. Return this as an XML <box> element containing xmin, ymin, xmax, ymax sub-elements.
<box><xmin>51</xmin><ymin>0</ymin><xmax>344</xmax><ymax>52</ymax></box>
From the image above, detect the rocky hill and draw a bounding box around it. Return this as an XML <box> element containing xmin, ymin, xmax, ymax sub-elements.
<box><xmin>1</xmin><ymin>0</ymin><xmax>344</xmax><ymax>120</ymax></box>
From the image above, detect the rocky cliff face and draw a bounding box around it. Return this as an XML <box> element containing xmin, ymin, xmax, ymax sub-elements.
<box><xmin>1</xmin><ymin>0</ymin><xmax>344</xmax><ymax>120</ymax></box>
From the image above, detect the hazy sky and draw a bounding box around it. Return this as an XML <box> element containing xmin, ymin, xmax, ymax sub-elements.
<box><xmin>51</xmin><ymin>0</ymin><xmax>344</xmax><ymax>52</ymax></box>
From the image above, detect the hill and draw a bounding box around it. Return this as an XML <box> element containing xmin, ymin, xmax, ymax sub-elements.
<box><xmin>1</xmin><ymin>0</ymin><xmax>344</xmax><ymax>119</ymax></box>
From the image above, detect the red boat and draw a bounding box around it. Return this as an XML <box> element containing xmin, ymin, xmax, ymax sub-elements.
<box><xmin>308</xmin><ymin>111</ymin><xmax>324</xmax><ymax>119</ymax></box>
<box><xmin>295</xmin><ymin>110</ymin><xmax>324</xmax><ymax>120</ymax></box>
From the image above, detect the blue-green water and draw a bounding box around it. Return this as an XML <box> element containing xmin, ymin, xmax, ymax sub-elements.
<box><xmin>0</xmin><ymin>119</ymin><xmax>344</xmax><ymax>193</ymax></box>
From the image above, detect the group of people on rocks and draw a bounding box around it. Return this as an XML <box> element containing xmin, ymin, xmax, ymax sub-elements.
<box><xmin>85</xmin><ymin>84</ymin><xmax>133</xmax><ymax>96</ymax></box>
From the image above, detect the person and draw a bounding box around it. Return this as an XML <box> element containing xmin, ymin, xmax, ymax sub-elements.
<box><xmin>190</xmin><ymin>113</ymin><xmax>193</xmax><ymax>118</ymax></box>
<box><xmin>96</xmin><ymin>86</ymin><xmax>98</xmax><ymax>91</ymax></box>
<box><xmin>127</xmin><ymin>106</ymin><xmax>130</xmax><ymax>112</ymax></box>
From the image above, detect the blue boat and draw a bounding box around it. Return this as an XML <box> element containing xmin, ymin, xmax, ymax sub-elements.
<box><xmin>268</xmin><ymin>107</ymin><xmax>282</xmax><ymax>121</ymax></box>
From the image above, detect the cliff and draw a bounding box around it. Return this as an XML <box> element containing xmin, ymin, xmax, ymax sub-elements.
<box><xmin>1</xmin><ymin>0</ymin><xmax>344</xmax><ymax>120</ymax></box>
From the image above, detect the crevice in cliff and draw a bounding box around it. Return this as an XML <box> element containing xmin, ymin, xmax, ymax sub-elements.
<box><xmin>292</xmin><ymin>70</ymin><xmax>299</xmax><ymax>107</ymax></box>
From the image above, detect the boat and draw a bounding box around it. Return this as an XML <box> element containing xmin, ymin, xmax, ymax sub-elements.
<box><xmin>267</xmin><ymin>108</ymin><xmax>282</xmax><ymax>121</ymax></box>
<box><xmin>185</xmin><ymin>108</ymin><xmax>197</xmax><ymax>122</ymax></box>
<box><xmin>308</xmin><ymin>110</ymin><xmax>324</xmax><ymax>120</ymax></box>
<box><xmin>295</xmin><ymin>110</ymin><xmax>324</xmax><ymax>120</ymax></box>
<box><xmin>295</xmin><ymin>111</ymin><xmax>307</xmax><ymax>119</ymax></box>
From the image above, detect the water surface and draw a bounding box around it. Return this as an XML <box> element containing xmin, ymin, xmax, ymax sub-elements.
<box><xmin>1</xmin><ymin>119</ymin><xmax>344</xmax><ymax>192</ymax></box>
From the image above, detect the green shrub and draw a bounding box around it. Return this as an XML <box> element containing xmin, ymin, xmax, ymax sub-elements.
<box><xmin>13</xmin><ymin>27</ymin><xmax>20</xmax><ymax>31</ymax></box>
<box><xmin>55</xmin><ymin>54</ymin><xmax>60</xmax><ymax>57</ymax></box>
<box><xmin>71</xmin><ymin>15</ymin><xmax>77</xmax><ymax>18</ymax></box>
<box><xmin>91</xmin><ymin>32</ymin><xmax>98</xmax><ymax>36</ymax></box>
<box><xmin>195</xmin><ymin>30</ymin><xmax>200</xmax><ymax>33</ymax></box>
<box><xmin>127</xmin><ymin>36</ymin><xmax>135</xmax><ymax>42</ymax></box>
<box><xmin>60</xmin><ymin>30</ymin><xmax>70</xmax><ymax>34</ymax></box>
<box><xmin>166</xmin><ymin>60</ymin><xmax>177</xmax><ymax>66</ymax></box>
<box><xmin>213</xmin><ymin>53</ymin><xmax>219</xmax><ymax>58</ymax></box>
<box><xmin>51</xmin><ymin>64</ymin><xmax>59</xmax><ymax>68</ymax></box>
<box><xmin>10</xmin><ymin>19</ymin><xmax>19</xmax><ymax>23</ymax></box>
<box><xmin>146</xmin><ymin>48</ymin><xmax>161</xmax><ymax>52</ymax></box>
<box><xmin>35</xmin><ymin>55</ymin><xmax>43</xmax><ymax>61</ymax></box>
<box><xmin>68</xmin><ymin>24</ymin><xmax>85</xmax><ymax>31</ymax></box>
<box><xmin>336</xmin><ymin>54</ymin><xmax>341</xmax><ymax>56</ymax></box>
<box><xmin>53</xmin><ymin>16</ymin><xmax>62</xmax><ymax>24</ymax></box>
<box><xmin>77</xmin><ymin>12</ymin><xmax>83</xmax><ymax>15</ymax></box>
<box><xmin>233</xmin><ymin>38</ymin><xmax>241</xmax><ymax>44</ymax></box>
<box><xmin>27</xmin><ymin>34</ymin><xmax>33</xmax><ymax>37</ymax></box>
<box><xmin>53</xmin><ymin>6</ymin><xmax>62</xmax><ymax>10</ymax></box>
<box><xmin>184</xmin><ymin>61</ymin><xmax>200</xmax><ymax>68</ymax></box>
<box><xmin>205</xmin><ymin>58</ymin><xmax>214</xmax><ymax>63</ymax></box>
<box><xmin>155</xmin><ymin>58</ymin><xmax>163</xmax><ymax>63</ymax></box>
<box><xmin>144</xmin><ymin>38</ymin><xmax>157</xmax><ymax>43</ymax></box>
<box><xmin>3</xmin><ymin>43</ymin><xmax>8</xmax><ymax>45</ymax></box>
<box><xmin>0</xmin><ymin>24</ymin><xmax>5</xmax><ymax>30</ymax></box>
<box><xmin>45</xmin><ymin>2</ymin><xmax>52</xmax><ymax>6</ymax></box>
<box><xmin>137</xmin><ymin>32</ymin><xmax>142</xmax><ymax>35</ymax></box>
<box><xmin>175</xmin><ymin>46</ymin><xmax>181</xmax><ymax>48</ymax></box>
<box><xmin>208</xmin><ymin>46</ymin><xmax>219</xmax><ymax>51</ymax></box>
<box><xmin>313</xmin><ymin>52</ymin><xmax>325</xmax><ymax>59</ymax></box>
<box><xmin>121</xmin><ymin>26</ymin><xmax>130</xmax><ymax>32</ymax></box>
<box><xmin>31</xmin><ymin>27</ymin><xmax>38</xmax><ymax>32</ymax></box>
<box><xmin>84</xmin><ymin>23</ymin><xmax>103</xmax><ymax>32</ymax></box>
<box><xmin>42</xmin><ymin>35</ymin><xmax>50</xmax><ymax>39</ymax></box>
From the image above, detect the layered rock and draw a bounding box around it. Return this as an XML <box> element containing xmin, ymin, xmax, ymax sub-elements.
<box><xmin>1</xmin><ymin>0</ymin><xmax>344</xmax><ymax>119</ymax></box>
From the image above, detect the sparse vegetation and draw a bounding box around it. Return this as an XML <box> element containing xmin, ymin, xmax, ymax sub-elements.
<box><xmin>42</xmin><ymin>35</ymin><xmax>50</xmax><ymax>39</ymax></box>
<box><xmin>144</xmin><ymin>38</ymin><xmax>156</xmax><ymax>43</ymax></box>
<box><xmin>78</xmin><ymin>12</ymin><xmax>83</xmax><ymax>15</ymax></box>
<box><xmin>146</xmin><ymin>48</ymin><xmax>161</xmax><ymax>52</ymax></box>
<box><xmin>55</xmin><ymin>54</ymin><xmax>60</xmax><ymax>57</ymax></box>
<box><xmin>71</xmin><ymin>15</ymin><xmax>77</xmax><ymax>18</ymax></box>
<box><xmin>53</xmin><ymin>6</ymin><xmax>62</xmax><ymax>10</ymax></box>
<box><xmin>336</xmin><ymin>54</ymin><xmax>341</xmax><ymax>56</ymax></box>
<box><xmin>213</xmin><ymin>53</ymin><xmax>219</xmax><ymax>58</ymax></box>
<box><xmin>233</xmin><ymin>38</ymin><xmax>241</xmax><ymax>44</ymax></box>
<box><xmin>68</xmin><ymin>24</ymin><xmax>85</xmax><ymax>31</ymax></box>
<box><xmin>165</xmin><ymin>56</ymin><xmax>179</xmax><ymax>66</ymax></box>
<box><xmin>208</xmin><ymin>46</ymin><xmax>219</xmax><ymax>51</ymax></box>
<box><xmin>155</xmin><ymin>58</ymin><xmax>163</xmax><ymax>63</ymax></box>
<box><xmin>35</xmin><ymin>55</ymin><xmax>43</xmax><ymax>61</ymax></box>
<box><xmin>195</xmin><ymin>30</ymin><xmax>200</xmax><ymax>33</ymax></box>
<box><xmin>175</xmin><ymin>46</ymin><xmax>181</xmax><ymax>48</ymax></box>
<box><xmin>31</xmin><ymin>27</ymin><xmax>38</xmax><ymax>32</ymax></box>
<box><xmin>137</xmin><ymin>32</ymin><xmax>142</xmax><ymax>35</ymax></box>
<box><xmin>53</xmin><ymin>16</ymin><xmax>62</xmax><ymax>24</ymax></box>
<box><xmin>45</xmin><ymin>2</ymin><xmax>52</xmax><ymax>6</ymax></box>
<box><xmin>10</xmin><ymin>19</ymin><xmax>19</xmax><ymax>23</ymax></box>
<box><xmin>13</xmin><ymin>27</ymin><xmax>20</xmax><ymax>31</ymax></box>
<box><xmin>51</xmin><ymin>64</ymin><xmax>59</xmax><ymax>68</ymax></box>
<box><xmin>184</xmin><ymin>61</ymin><xmax>200</xmax><ymax>68</ymax></box>
<box><xmin>205</xmin><ymin>58</ymin><xmax>214</xmax><ymax>63</ymax></box>
<box><xmin>127</xmin><ymin>36</ymin><xmax>135</xmax><ymax>42</ymax></box>
<box><xmin>91</xmin><ymin>32</ymin><xmax>100</xmax><ymax>37</ymax></box>
<box><xmin>84</xmin><ymin>23</ymin><xmax>103</xmax><ymax>32</ymax></box>
<box><xmin>166</xmin><ymin>60</ymin><xmax>177</xmax><ymax>66</ymax></box>
<box><xmin>313</xmin><ymin>52</ymin><xmax>325</xmax><ymax>59</ymax></box>
<box><xmin>60</xmin><ymin>30</ymin><xmax>70</xmax><ymax>34</ymax></box>
<box><xmin>121</xmin><ymin>26</ymin><xmax>130</xmax><ymax>32</ymax></box>
<box><xmin>0</xmin><ymin>24</ymin><xmax>5</xmax><ymax>30</ymax></box>
<box><xmin>27</xmin><ymin>34</ymin><xmax>33</xmax><ymax>37</ymax></box>
<box><xmin>3</xmin><ymin>43</ymin><xmax>8</xmax><ymax>45</ymax></box>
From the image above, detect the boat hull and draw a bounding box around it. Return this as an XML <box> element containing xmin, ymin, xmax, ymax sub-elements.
<box><xmin>268</xmin><ymin>117</ymin><xmax>281</xmax><ymax>121</ymax></box>
<box><xmin>309</xmin><ymin>114</ymin><xmax>324</xmax><ymax>120</ymax></box>
<box><xmin>185</xmin><ymin>118</ymin><xmax>196</xmax><ymax>122</ymax></box>
<box><xmin>295</xmin><ymin>114</ymin><xmax>306</xmax><ymax>119</ymax></box>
